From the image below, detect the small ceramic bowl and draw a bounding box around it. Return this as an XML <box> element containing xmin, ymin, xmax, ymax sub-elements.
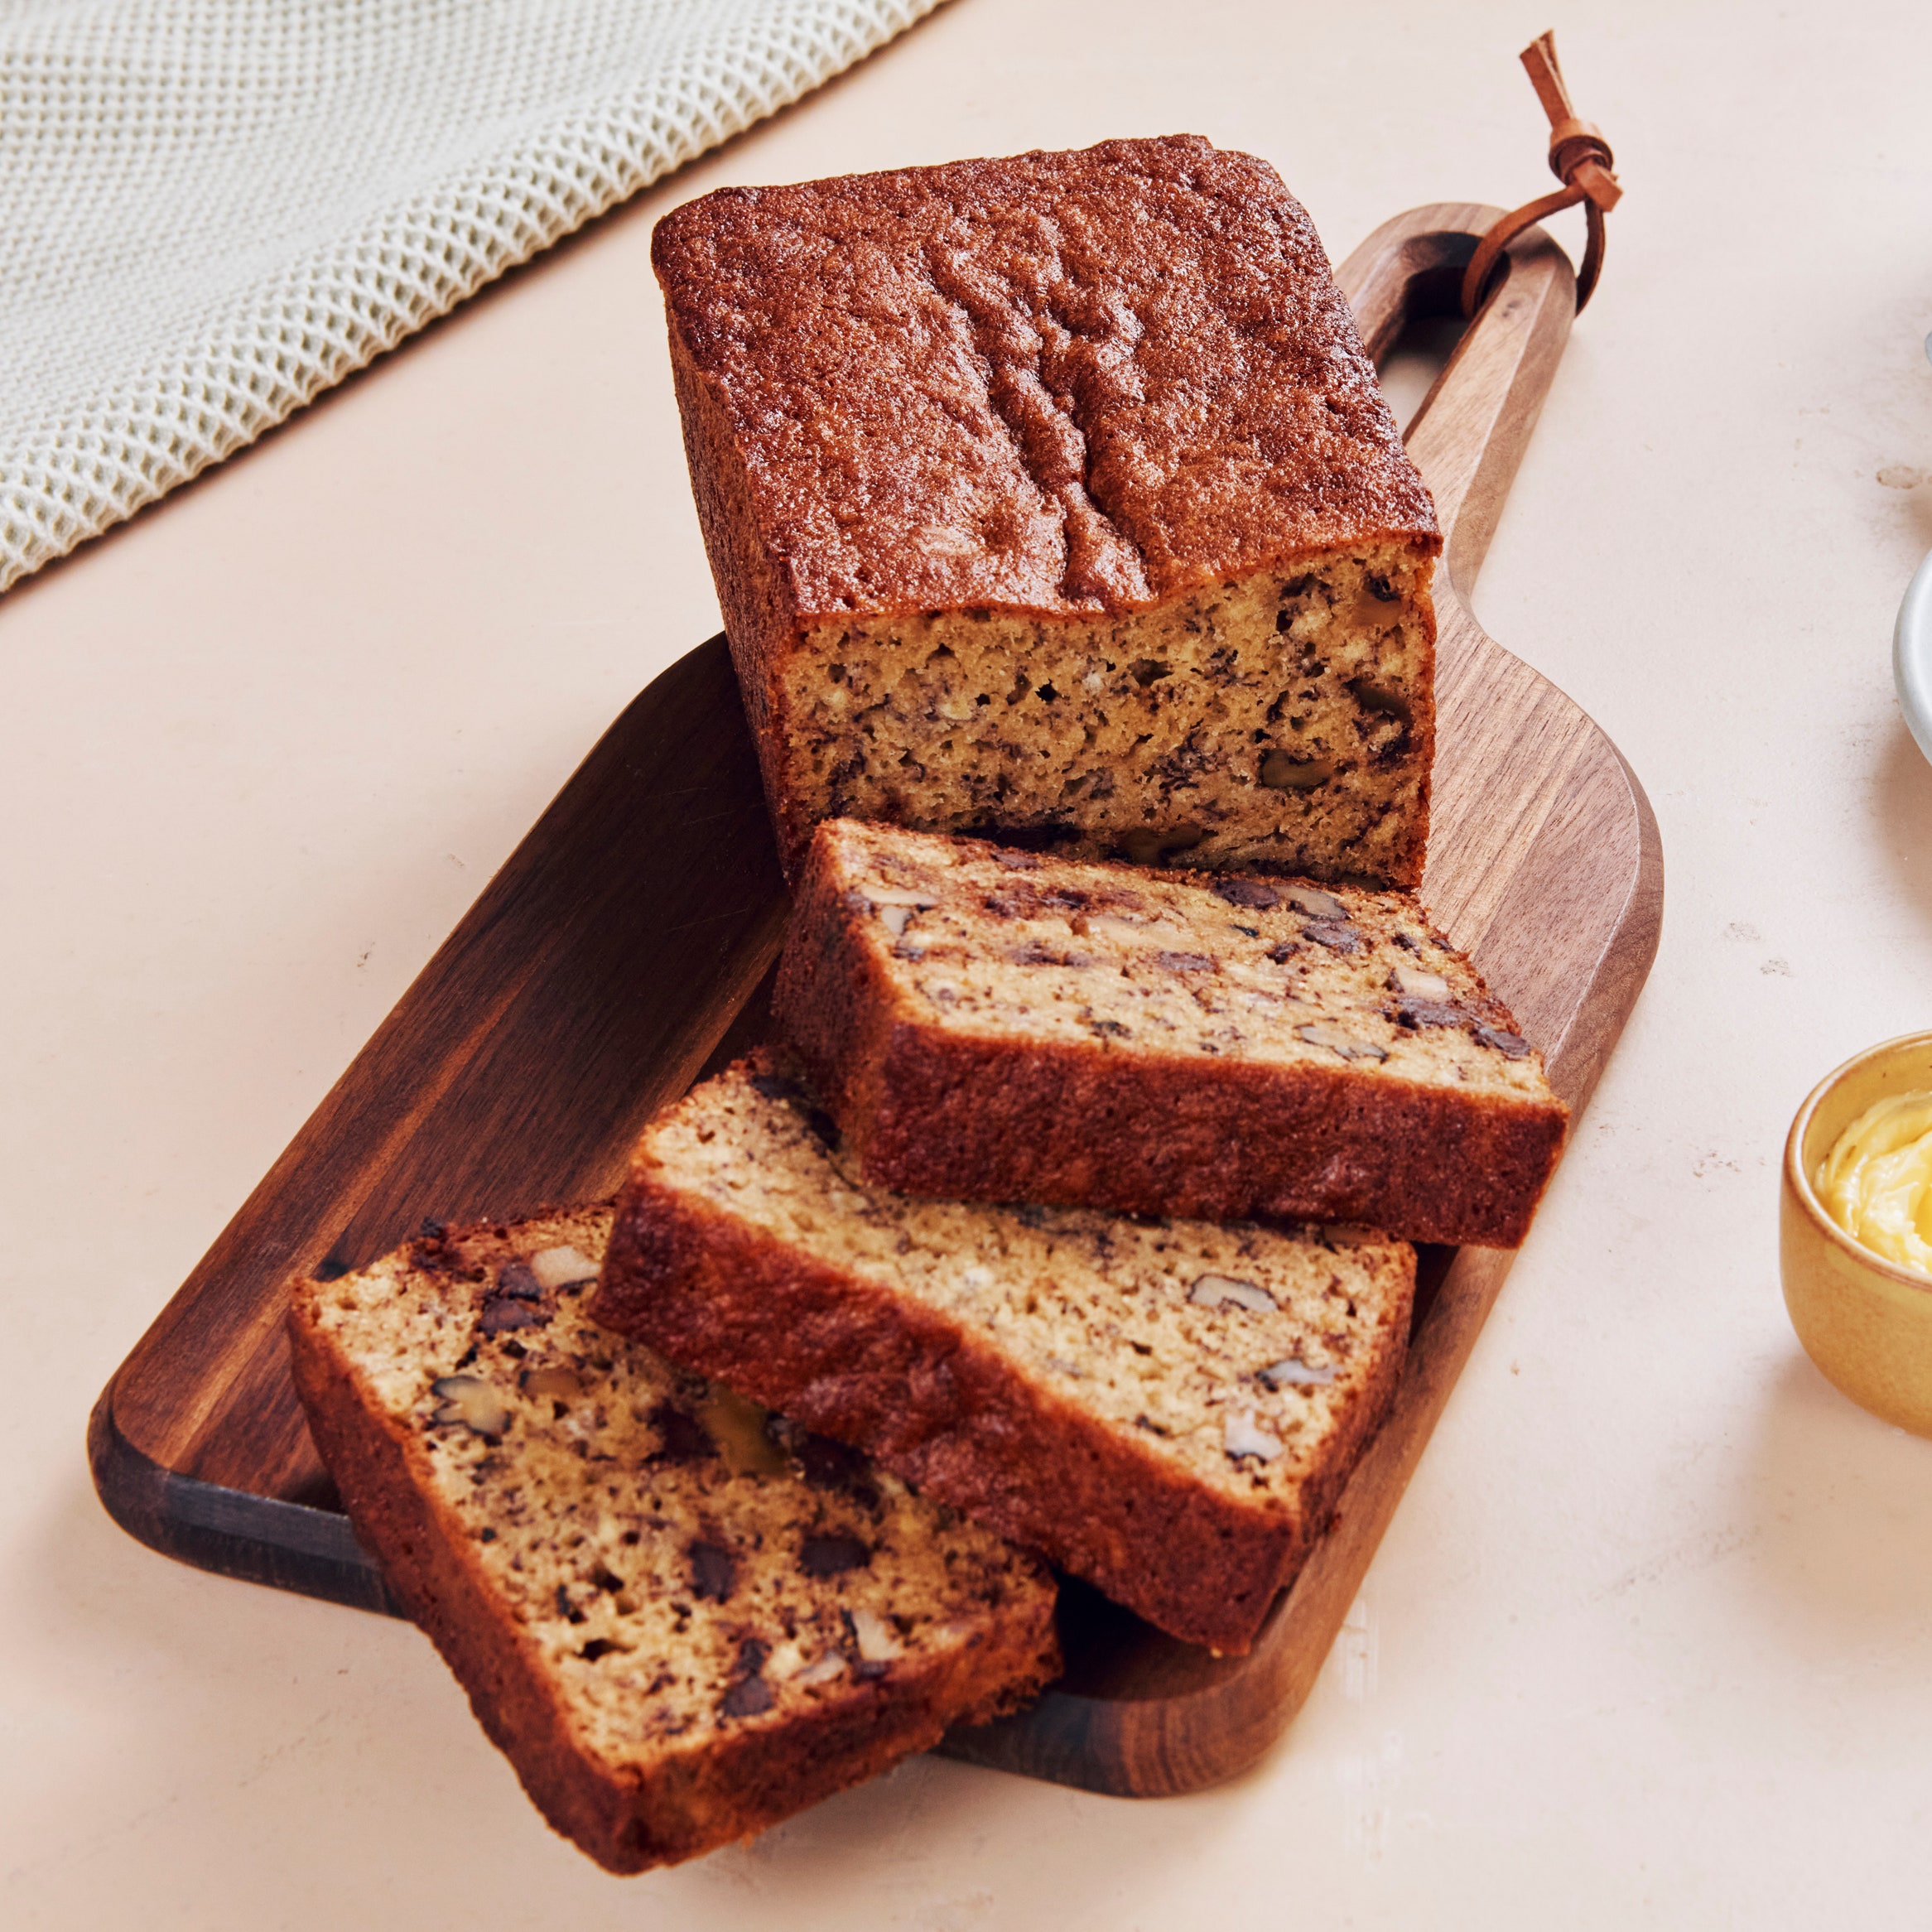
<box><xmin>1782</xmin><ymin>1030</ymin><xmax>1932</xmax><ymax>1436</ymax></box>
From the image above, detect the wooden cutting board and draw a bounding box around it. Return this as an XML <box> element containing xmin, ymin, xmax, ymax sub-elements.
<box><xmin>89</xmin><ymin>203</ymin><xmax>1662</xmax><ymax>1800</ymax></box>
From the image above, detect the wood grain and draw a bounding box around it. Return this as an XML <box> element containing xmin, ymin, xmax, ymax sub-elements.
<box><xmin>89</xmin><ymin>204</ymin><xmax>1661</xmax><ymax>1793</ymax></box>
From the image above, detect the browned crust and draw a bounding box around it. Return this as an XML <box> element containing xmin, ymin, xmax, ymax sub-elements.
<box><xmin>287</xmin><ymin>1282</ymin><xmax>1058</xmax><ymax>1874</ymax></box>
<box><xmin>775</xmin><ymin>842</ymin><xmax>1565</xmax><ymax>1248</ymax></box>
<box><xmin>769</xmin><ymin>827</ymin><xmax>905</xmax><ymax>1130</ymax></box>
<box><xmin>652</xmin><ymin>136</ymin><xmax>1438</xmax><ymax>626</ymax></box>
<box><xmin>665</xmin><ymin>325</ymin><xmax>816</xmax><ymax>869</ymax></box>
<box><xmin>842</xmin><ymin>1025</ymin><xmax>1559</xmax><ymax>1249</ymax></box>
<box><xmin>595</xmin><ymin>1175</ymin><xmax>1412</xmax><ymax>1656</ymax></box>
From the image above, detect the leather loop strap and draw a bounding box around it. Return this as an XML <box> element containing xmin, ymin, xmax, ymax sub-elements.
<box><xmin>1462</xmin><ymin>31</ymin><xmax>1621</xmax><ymax>318</ymax></box>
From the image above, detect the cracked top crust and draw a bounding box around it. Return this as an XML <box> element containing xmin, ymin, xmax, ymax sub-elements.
<box><xmin>651</xmin><ymin>135</ymin><xmax>1438</xmax><ymax>622</ymax></box>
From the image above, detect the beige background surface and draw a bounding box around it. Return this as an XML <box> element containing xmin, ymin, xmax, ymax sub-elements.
<box><xmin>6</xmin><ymin>0</ymin><xmax>1932</xmax><ymax>1923</ymax></box>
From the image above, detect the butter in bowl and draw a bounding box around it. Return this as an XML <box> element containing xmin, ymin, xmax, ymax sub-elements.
<box><xmin>1782</xmin><ymin>1031</ymin><xmax>1932</xmax><ymax>1436</ymax></box>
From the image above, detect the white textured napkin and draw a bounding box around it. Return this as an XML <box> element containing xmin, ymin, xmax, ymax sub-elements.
<box><xmin>0</xmin><ymin>0</ymin><xmax>940</xmax><ymax>594</ymax></box>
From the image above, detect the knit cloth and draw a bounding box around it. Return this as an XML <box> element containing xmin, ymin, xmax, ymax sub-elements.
<box><xmin>0</xmin><ymin>0</ymin><xmax>942</xmax><ymax>594</ymax></box>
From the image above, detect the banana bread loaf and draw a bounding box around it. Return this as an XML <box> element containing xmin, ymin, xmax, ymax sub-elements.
<box><xmin>653</xmin><ymin>134</ymin><xmax>1439</xmax><ymax>884</ymax></box>
<box><xmin>773</xmin><ymin>820</ymin><xmax>1568</xmax><ymax>1247</ymax></box>
<box><xmin>288</xmin><ymin>1205</ymin><xmax>1058</xmax><ymax>1874</ymax></box>
<box><xmin>595</xmin><ymin>1055</ymin><xmax>1414</xmax><ymax>1655</ymax></box>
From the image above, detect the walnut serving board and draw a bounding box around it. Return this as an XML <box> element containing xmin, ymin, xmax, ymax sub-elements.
<box><xmin>89</xmin><ymin>205</ymin><xmax>1662</xmax><ymax>1800</ymax></box>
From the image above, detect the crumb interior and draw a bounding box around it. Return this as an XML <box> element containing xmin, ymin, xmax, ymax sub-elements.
<box><xmin>782</xmin><ymin>547</ymin><xmax>1433</xmax><ymax>881</ymax></box>
<box><xmin>828</xmin><ymin>821</ymin><xmax>1550</xmax><ymax>1100</ymax></box>
<box><xmin>656</xmin><ymin>1065</ymin><xmax>1414</xmax><ymax>1510</ymax></box>
<box><xmin>309</xmin><ymin>1207</ymin><xmax>1048</xmax><ymax>1766</ymax></box>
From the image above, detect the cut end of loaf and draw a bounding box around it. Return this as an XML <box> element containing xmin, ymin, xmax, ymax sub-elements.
<box><xmin>777</xmin><ymin>544</ymin><xmax>1434</xmax><ymax>882</ymax></box>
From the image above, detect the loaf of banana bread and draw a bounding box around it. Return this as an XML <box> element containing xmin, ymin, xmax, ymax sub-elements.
<box><xmin>775</xmin><ymin>819</ymin><xmax>1568</xmax><ymax>1247</ymax></box>
<box><xmin>653</xmin><ymin>134</ymin><xmax>1439</xmax><ymax>884</ymax></box>
<box><xmin>595</xmin><ymin>1055</ymin><xmax>1415</xmax><ymax>1655</ymax></box>
<box><xmin>288</xmin><ymin>1205</ymin><xmax>1058</xmax><ymax>1873</ymax></box>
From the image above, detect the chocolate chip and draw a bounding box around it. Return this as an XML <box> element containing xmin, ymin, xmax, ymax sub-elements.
<box><xmin>477</xmin><ymin>1251</ymin><xmax>552</xmax><ymax>1329</ymax></box>
<box><xmin>1366</xmin><ymin>572</ymin><xmax>1397</xmax><ymax>601</ymax></box>
<box><xmin>1392</xmin><ymin>932</ymin><xmax>1422</xmax><ymax>952</ymax></box>
<box><xmin>720</xmin><ymin>1676</ymin><xmax>773</xmax><ymax>1718</ymax></box>
<box><xmin>720</xmin><ymin>1642</ymin><xmax>773</xmax><ymax>1718</ymax></box>
<box><xmin>770</xmin><ymin>1423</ymin><xmax>883</xmax><ymax>1511</ymax></box>
<box><xmin>1474</xmin><ymin>1024</ymin><xmax>1532</xmax><ymax>1060</ymax></box>
<box><xmin>1086</xmin><ymin>1017</ymin><xmax>1130</xmax><ymax>1037</ymax></box>
<box><xmin>689</xmin><ymin>1541</ymin><xmax>735</xmax><ymax>1602</ymax></box>
<box><xmin>799</xmin><ymin>1534</ymin><xmax>872</xmax><ymax>1578</ymax></box>
<box><xmin>1212</xmin><ymin>876</ymin><xmax>1280</xmax><ymax>910</ymax></box>
<box><xmin>647</xmin><ymin>1402</ymin><xmax>715</xmax><ymax>1465</ymax></box>
<box><xmin>477</xmin><ymin>1293</ymin><xmax>550</xmax><ymax>1334</ymax></box>
<box><xmin>494</xmin><ymin>1260</ymin><xmax>542</xmax><ymax>1298</ymax></box>
<box><xmin>1396</xmin><ymin>999</ymin><xmax>1470</xmax><ymax>1030</ymax></box>
<box><xmin>1130</xmin><ymin>658</ymin><xmax>1171</xmax><ymax>687</ymax></box>
<box><xmin>578</xmin><ymin>1639</ymin><xmax>622</xmax><ymax>1662</ymax></box>
<box><xmin>1301</xmin><ymin>919</ymin><xmax>1364</xmax><ymax>954</ymax></box>
<box><xmin>749</xmin><ymin>1071</ymin><xmax>797</xmax><ymax>1104</ymax></box>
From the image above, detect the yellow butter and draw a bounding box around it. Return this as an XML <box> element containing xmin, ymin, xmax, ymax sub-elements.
<box><xmin>1816</xmin><ymin>1091</ymin><xmax>1932</xmax><ymax>1277</ymax></box>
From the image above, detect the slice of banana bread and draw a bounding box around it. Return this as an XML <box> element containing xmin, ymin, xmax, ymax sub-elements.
<box><xmin>287</xmin><ymin>1205</ymin><xmax>1058</xmax><ymax>1875</ymax></box>
<box><xmin>653</xmin><ymin>134</ymin><xmax>1438</xmax><ymax>884</ymax></box>
<box><xmin>775</xmin><ymin>819</ymin><xmax>1568</xmax><ymax>1247</ymax></box>
<box><xmin>595</xmin><ymin>1056</ymin><xmax>1414</xmax><ymax>1656</ymax></box>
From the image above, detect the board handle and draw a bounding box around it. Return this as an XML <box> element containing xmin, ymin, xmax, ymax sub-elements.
<box><xmin>1339</xmin><ymin>203</ymin><xmax>1577</xmax><ymax>603</ymax></box>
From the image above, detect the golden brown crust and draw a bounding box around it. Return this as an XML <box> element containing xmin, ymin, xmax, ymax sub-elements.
<box><xmin>846</xmin><ymin>1029</ymin><xmax>1559</xmax><ymax>1248</ymax></box>
<box><xmin>596</xmin><ymin>1115</ymin><xmax>1414</xmax><ymax>1657</ymax></box>
<box><xmin>664</xmin><ymin>325</ymin><xmax>818</xmax><ymax>862</ymax></box>
<box><xmin>653</xmin><ymin>135</ymin><xmax>1437</xmax><ymax>625</ymax></box>
<box><xmin>774</xmin><ymin>823</ymin><xmax>1566</xmax><ymax>1247</ymax></box>
<box><xmin>288</xmin><ymin>1239</ymin><xmax>1058</xmax><ymax>1873</ymax></box>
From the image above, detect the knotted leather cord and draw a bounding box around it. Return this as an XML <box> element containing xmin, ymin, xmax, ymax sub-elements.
<box><xmin>1461</xmin><ymin>31</ymin><xmax>1622</xmax><ymax>318</ymax></box>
